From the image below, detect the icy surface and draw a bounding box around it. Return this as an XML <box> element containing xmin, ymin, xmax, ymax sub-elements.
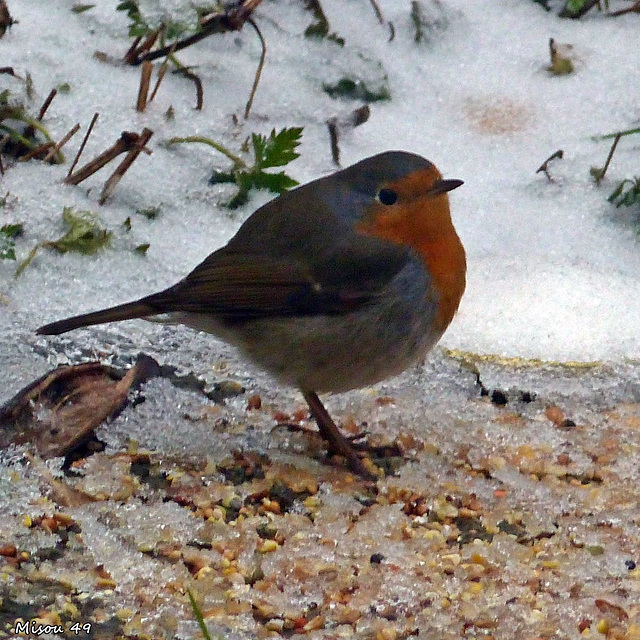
<box><xmin>1</xmin><ymin>3</ymin><xmax>640</xmax><ymax>637</ymax></box>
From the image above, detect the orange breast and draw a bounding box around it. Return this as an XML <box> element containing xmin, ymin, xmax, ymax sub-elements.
<box><xmin>355</xmin><ymin>171</ymin><xmax>466</xmax><ymax>334</ymax></box>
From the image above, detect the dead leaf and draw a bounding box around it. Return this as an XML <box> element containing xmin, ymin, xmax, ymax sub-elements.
<box><xmin>0</xmin><ymin>354</ymin><xmax>161</xmax><ymax>458</ymax></box>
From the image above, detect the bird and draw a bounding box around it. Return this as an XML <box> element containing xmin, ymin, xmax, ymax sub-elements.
<box><xmin>37</xmin><ymin>151</ymin><xmax>466</xmax><ymax>479</ymax></box>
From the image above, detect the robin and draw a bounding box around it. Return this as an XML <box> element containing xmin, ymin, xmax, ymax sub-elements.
<box><xmin>37</xmin><ymin>151</ymin><xmax>466</xmax><ymax>478</ymax></box>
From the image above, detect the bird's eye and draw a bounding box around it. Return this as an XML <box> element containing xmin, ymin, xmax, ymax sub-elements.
<box><xmin>377</xmin><ymin>188</ymin><xmax>397</xmax><ymax>205</ymax></box>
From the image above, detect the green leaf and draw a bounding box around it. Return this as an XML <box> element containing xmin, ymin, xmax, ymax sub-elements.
<box><xmin>253</xmin><ymin>127</ymin><xmax>303</xmax><ymax>169</ymax></box>
<box><xmin>607</xmin><ymin>181</ymin><xmax>627</xmax><ymax>203</ymax></box>
<box><xmin>136</xmin><ymin>205</ymin><xmax>161</xmax><ymax>219</ymax></box>
<box><xmin>323</xmin><ymin>78</ymin><xmax>391</xmax><ymax>102</ymax></box>
<box><xmin>48</xmin><ymin>207</ymin><xmax>112</xmax><ymax>255</ymax></box>
<box><xmin>209</xmin><ymin>170</ymin><xmax>237</xmax><ymax>186</ymax></box>
<box><xmin>608</xmin><ymin>178</ymin><xmax>640</xmax><ymax>209</ymax></box>
<box><xmin>71</xmin><ymin>4</ymin><xmax>95</xmax><ymax>13</ymax></box>
<box><xmin>1</xmin><ymin>222</ymin><xmax>23</xmax><ymax>238</ymax></box>
<box><xmin>252</xmin><ymin>171</ymin><xmax>299</xmax><ymax>194</ymax></box>
<box><xmin>134</xmin><ymin>243</ymin><xmax>150</xmax><ymax>256</ymax></box>
<box><xmin>226</xmin><ymin>187</ymin><xmax>250</xmax><ymax>209</ymax></box>
<box><xmin>0</xmin><ymin>223</ymin><xmax>22</xmax><ymax>260</ymax></box>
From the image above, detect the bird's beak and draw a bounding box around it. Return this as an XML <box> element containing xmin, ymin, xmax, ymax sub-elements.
<box><xmin>428</xmin><ymin>178</ymin><xmax>464</xmax><ymax>196</ymax></box>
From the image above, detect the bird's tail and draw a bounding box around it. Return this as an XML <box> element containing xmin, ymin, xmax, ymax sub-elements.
<box><xmin>37</xmin><ymin>299</ymin><xmax>156</xmax><ymax>335</ymax></box>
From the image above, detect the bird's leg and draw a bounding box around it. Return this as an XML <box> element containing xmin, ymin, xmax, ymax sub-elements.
<box><xmin>302</xmin><ymin>390</ymin><xmax>377</xmax><ymax>479</ymax></box>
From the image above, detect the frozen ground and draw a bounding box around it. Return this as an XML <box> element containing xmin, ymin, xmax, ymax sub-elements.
<box><xmin>1</xmin><ymin>1</ymin><xmax>640</xmax><ymax>639</ymax></box>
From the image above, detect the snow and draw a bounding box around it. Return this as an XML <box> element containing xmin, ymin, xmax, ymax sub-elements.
<box><xmin>0</xmin><ymin>0</ymin><xmax>638</xmax><ymax>428</ymax></box>
<box><xmin>1</xmin><ymin>1</ymin><xmax>639</xmax><ymax>406</ymax></box>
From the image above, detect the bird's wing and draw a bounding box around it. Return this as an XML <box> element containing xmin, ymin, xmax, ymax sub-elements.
<box><xmin>144</xmin><ymin>238</ymin><xmax>412</xmax><ymax>319</ymax></box>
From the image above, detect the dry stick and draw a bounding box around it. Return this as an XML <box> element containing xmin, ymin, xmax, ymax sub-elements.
<box><xmin>149</xmin><ymin>42</ymin><xmax>177</xmax><ymax>104</ymax></box>
<box><xmin>173</xmin><ymin>65</ymin><xmax>204</xmax><ymax>110</ymax></box>
<box><xmin>136</xmin><ymin>60</ymin><xmax>153</xmax><ymax>112</ymax></box>
<box><xmin>148</xmin><ymin>59</ymin><xmax>168</xmax><ymax>102</ymax></box>
<box><xmin>0</xmin><ymin>135</ymin><xmax>7</xmax><ymax>174</ymax></box>
<box><xmin>599</xmin><ymin>133</ymin><xmax>622</xmax><ymax>181</ymax></box>
<box><xmin>133</xmin><ymin>0</ymin><xmax>263</xmax><ymax>64</ymax></box>
<box><xmin>327</xmin><ymin>106</ymin><xmax>370</xmax><ymax>167</ymax></box>
<box><xmin>124</xmin><ymin>29</ymin><xmax>160</xmax><ymax>65</ymax></box>
<box><xmin>124</xmin><ymin>36</ymin><xmax>143</xmax><ymax>65</ymax></box>
<box><xmin>99</xmin><ymin>128</ymin><xmax>153</xmax><ymax>205</ymax></box>
<box><xmin>43</xmin><ymin>123</ymin><xmax>80</xmax><ymax>163</ymax></box>
<box><xmin>388</xmin><ymin>21</ymin><xmax>395</xmax><ymax>42</ymax></box>
<box><xmin>609</xmin><ymin>0</ymin><xmax>640</xmax><ymax>15</ymax></box>
<box><xmin>327</xmin><ymin>118</ymin><xmax>340</xmax><ymax>166</ymax></box>
<box><xmin>23</xmin><ymin>88</ymin><xmax>57</xmax><ymax>140</ymax></box>
<box><xmin>0</xmin><ymin>132</ymin><xmax>8</xmax><ymax>174</ymax></box>
<box><xmin>18</xmin><ymin>141</ymin><xmax>55</xmax><ymax>162</ymax></box>
<box><xmin>243</xmin><ymin>18</ymin><xmax>266</xmax><ymax>119</ymax></box>
<box><xmin>65</xmin><ymin>131</ymin><xmax>141</xmax><ymax>186</ymax></box>
<box><xmin>67</xmin><ymin>112</ymin><xmax>98</xmax><ymax>178</ymax></box>
<box><xmin>38</xmin><ymin>89</ymin><xmax>57</xmax><ymax>121</ymax></box>
<box><xmin>368</xmin><ymin>0</ymin><xmax>385</xmax><ymax>23</ymax></box>
<box><xmin>536</xmin><ymin>149</ymin><xmax>564</xmax><ymax>181</ymax></box>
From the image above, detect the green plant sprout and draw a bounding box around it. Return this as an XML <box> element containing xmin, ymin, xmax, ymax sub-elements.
<box><xmin>0</xmin><ymin>89</ymin><xmax>64</xmax><ymax>163</ymax></box>
<box><xmin>116</xmin><ymin>0</ymin><xmax>205</xmax><ymax>40</ymax></box>
<box><xmin>170</xmin><ymin>127</ymin><xmax>302</xmax><ymax>208</ymax></box>
<box><xmin>323</xmin><ymin>77</ymin><xmax>390</xmax><ymax>102</ymax></box>
<box><xmin>608</xmin><ymin>178</ymin><xmax>640</xmax><ymax>210</ymax></box>
<box><xmin>187</xmin><ymin>588</ymin><xmax>221</xmax><ymax>640</ymax></box>
<box><xmin>0</xmin><ymin>223</ymin><xmax>23</xmax><ymax>260</ymax></box>
<box><xmin>16</xmin><ymin>208</ymin><xmax>112</xmax><ymax>276</ymax></box>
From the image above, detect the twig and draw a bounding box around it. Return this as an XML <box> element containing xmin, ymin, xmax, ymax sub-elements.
<box><xmin>18</xmin><ymin>141</ymin><xmax>55</xmax><ymax>162</ymax></box>
<box><xmin>536</xmin><ymin>149</ymin><xmax>564</xmax><ymax>181</ymax></box>
<box><xmin>65</xmin><ymin>131</ymin><xmax>142</xmax><ymax>186</ymax></box>
<box><xmin>43</xmin><ymin>123</ymin><xmax>80</xmax><ymax>163</ymax></box>
<box><xmin>0</xmin><ymin>66</ymin><xmax>18</xmax><ymax>77</ymax></box>
<box><xmin>368</xmin><ymin>0</ymin><xmax>385</xmax><ymax>23</ymax></box>
<box><xmin>129</xmin><ymin>0</ymin><xmax>263</xmax><ymax>65</ymax></box>
<box><xmin>598</xmin><ymin>133</ymin><xmax>621</xmax><ymax>181</ymax></box>
<box><xmin>609</xmin><ymin>0</ymin><xmax>640</xmax><ymax>16</ymax></box>
<box><xmin>136</xmin><ymin>61</ymin><xmax>153</xmax><ymax>112</ymax></box>
<box><xmin>0</xmin><ymin>133</ymin><xmax>8</xmax><ymax>174</ymax></box>
<box><xmin>67</xmin><ymin>112</ymin><xmax>98</xmax><ymax>178</ymax></box>
<box><xmin>326</xmin><ymin>107</ymin><xmax>370</xmax><ymax>167</ymax></box>
<box><xmin>124</xmin><ymin>29</ymin><xmax>160</xmax><ymax>65</ymax></box>
<box><xmin>99</xmin><ymin>128</ymin><xmax>154</xmax><ymax>205</ymax></box>
<box><xmin>149</xmin><ymin>60</ymin><xmax>168</xmax><ymax>103</ymax></box>
<box><xmin>23</xmin><ymin>88</ymin><xmax>57</xmax><ymax>140</ymax></box>
<box><xmin>171</xmin><ymin>57</ymin><xmax>203</xmax><ymax>110</ymax></box>
<box><xmin>124</xmin><ymin>36</ymin><xmax>142</xmax><ymax>65</ymax></box>
<box><xmin>327</xmin><ymin>118</ymin><xmax>340</xmax><ymax>166</ymax></box>
<box><xmin>388</xmin><ymin>22</ymin><xmax>395</xmax><ymax>42</ymax></box>
<box><xmin>38</xmin><ymin>89</ymin><xmax>57</xmax><ymax>121</ymax></box>
<box><xmin>244</xmin><ymin>18</ymin><xmax>266</xmax><ymax>119</ymax></box>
